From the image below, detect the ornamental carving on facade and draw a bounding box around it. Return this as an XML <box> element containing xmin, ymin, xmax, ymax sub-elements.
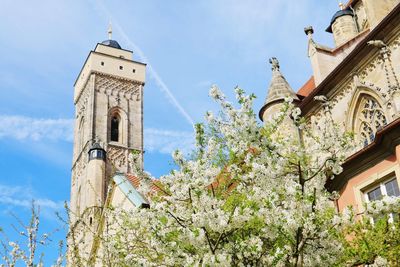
<box><xmin>356</xmin><ymin>96</ymin><xmax>387</xmax><ymax>146</ymax></box>
<box><xmin>330</xmin><ymin>81</ymin><xmax>354</xmax><ymax>106</ymax></box>
<box><xmin>72</xmin><ymin>151</ymin><xmax>88</xmax><ymax>184</ymax></box>
<box><xmin>107</xmin><ymin>145</ymin><xmax>127</xmax><ymax>170</ymax></box>
<box><xmin>76</xmin><ymin>79</ymin><xmax>93</xmax><ymax>118</ymax></box>
<box><xmin>95</xmin><ymin>74</ymin><xmax>141</xmax><ymax>101</ymax></box>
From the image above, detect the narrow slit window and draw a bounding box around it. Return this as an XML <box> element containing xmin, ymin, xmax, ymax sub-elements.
<box><xmin>111</xmin><ymin>116</ymin><xmax>119</xmax><ymax>142</ymax></box>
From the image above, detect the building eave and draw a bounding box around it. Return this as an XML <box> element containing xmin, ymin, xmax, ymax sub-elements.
<box><xmin>326</xmin><ymin>118</ymin><xmax>400</xmax><ymax>192</ymax></box>
<box><xmin>94</xmin><ymin>43</ymin><xmax>133</xmax><ymax>54</ymax></box>
<box><xmin>73</xmin><ymin>50</ymin><xmax>147</xmax><ymax>87</ymax></box>
<box><xmin>74</xmin><ymin>51</ymin><xmax>93</xmax><ymax>86</ymax></box>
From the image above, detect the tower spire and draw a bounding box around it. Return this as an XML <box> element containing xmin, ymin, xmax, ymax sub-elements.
<box><xmin>264</xmin><ymin>57</ymin><xmax>298</xmax><ymax>105</ymax></box>
<box><xmin>258</xmin><ymin>57</ymin><xmax>299</xmax><ymax>121</ymax></box>
<box><xmin>108</xmin><ymin>22</ymin><xmax>113</xmax><ymax>40</ymax></box>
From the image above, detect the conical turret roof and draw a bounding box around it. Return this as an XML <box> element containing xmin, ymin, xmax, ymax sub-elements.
<box><xmin>259</xmin><ymin>58</ymin><xmax>299</xmax><ymax>121</ymax></box>
<box><xmin>264</xmin><ymin>57</ymin><xmax>298</xmax><ymax>105</ymax></box>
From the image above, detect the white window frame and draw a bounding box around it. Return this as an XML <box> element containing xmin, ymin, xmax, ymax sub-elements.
<box><xmin>364</xmin><ymin>176</ymin><xmax>399</xmax><ymax>224</ymax></box>
<box><xmin>353</xmin><ymin>166</ymin><xmax>400</xmax><ymax>217</ymax></box>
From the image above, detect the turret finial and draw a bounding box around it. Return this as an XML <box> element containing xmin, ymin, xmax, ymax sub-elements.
<box><xmin>339</xmin><ymin>1</ymin><xmax>345</xmax><ymax>10</ymax></box>
<box><xmin>304</xmin><ymin>26</ymin><xmax>314</xmax><ymax>36</ymax></box>
<box><xmin>108</xmin><ymin>22</ymin><xmax>112</xmax><ymax>40</ymax></box>
<box><xmin>269</xmin><ymin>57</ymin><xmax>280</xmax><ymax>71</ymax></box>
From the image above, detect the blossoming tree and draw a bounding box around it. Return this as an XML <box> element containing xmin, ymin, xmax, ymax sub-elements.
<box><xmin>91</xmin><ymin>86</ymin><xmax>355</xmax><ymax>267</ymax></box>
<box><xmin>341</xmin><ymin>197</ymin><xmax>400</xmax><ymax>266</ymax></box>
<box><xmin>2</xmin><ymin>87</ymin><xmax>398</xmax><ymax>266</ymax></box>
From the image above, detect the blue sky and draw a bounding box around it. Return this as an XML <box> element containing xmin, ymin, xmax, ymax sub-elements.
<box><xmin>0</xmin><ymin>0</ymin><xmax>340</xmax><ymax>263</ymax></box>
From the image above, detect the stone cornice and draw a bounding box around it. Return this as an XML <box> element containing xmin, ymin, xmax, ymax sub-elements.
<box><xmin>74</xmin><ymin>70</ymin><xmax>144</xmax><ymax>105</ymax></box>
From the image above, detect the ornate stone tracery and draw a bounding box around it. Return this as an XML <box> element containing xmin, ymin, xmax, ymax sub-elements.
<box><xmin>356</xmin><ymin>96</ymin><xmax>387</xmax><ymax>146</ymax></box>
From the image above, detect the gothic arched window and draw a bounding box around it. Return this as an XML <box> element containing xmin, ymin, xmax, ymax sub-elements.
<box><xmin>111</xmin><ymin>115</ymin><xmax>120</xmax><ymax>142</ymax></box>
<box><xmin>357</xmin><ymin>96</ymin><xmax>387</xmax><ymax>146</ymax></box>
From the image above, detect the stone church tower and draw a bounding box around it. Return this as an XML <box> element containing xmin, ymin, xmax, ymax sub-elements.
<box><xmin>70</xmin><ymin>26</ymin><xmax>146</xmax><ymax>223</ymax></box>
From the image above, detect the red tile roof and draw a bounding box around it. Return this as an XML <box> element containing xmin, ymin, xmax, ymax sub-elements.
<box><xmin>125</xmin><ymin>148</ymin><xmax>260</xmax><ymax>199</ymax></box>
<box><xmin>125</xmin><ymin>173</ymin><xmax>163</xmax><ymax>194</ymax></box>
<box><xmin>297</xmin><ymin>76</ymin><xmax>315</xmax><ymax>97</ymax></box>
<box><xmin>125</xmin><ymin>173</ymin><xmax>141</xmax><ymax>188</ymax></box>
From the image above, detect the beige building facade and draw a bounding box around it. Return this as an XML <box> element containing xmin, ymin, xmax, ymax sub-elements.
<box><xmin>260</xmin><ymin>0</ymin><xmax>400</xmax><ymax>219</ymax></box>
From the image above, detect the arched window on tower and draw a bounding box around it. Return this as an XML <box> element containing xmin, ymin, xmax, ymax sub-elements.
<box><xmin>111</xmin><ymin>115</ymin><xmax>120</xmax><ymax>142</ymax></box>
<box><xmin>356</xmin><ymin>96</ymin><xmax>387</xmax><ymax>146</ymax></box>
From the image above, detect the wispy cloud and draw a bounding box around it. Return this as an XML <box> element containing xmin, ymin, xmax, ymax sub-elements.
<box><xmin>0</xmin><ymin>115</ymin><xmax>74</xmax><ymax>142</ymax></box>
<box><xmin>0</xmin><ymin>184</ymin><xmax>64</xmax><ymax>213</ymax></box>
<box><xmin>144</xmin><ymin>128</ymin><xmax>194</xmax><ymax>155</ymax></box>
<box><xmin>90</xmin><ymin>0</ymin><xmax>195</xmax><ymax>126</ymax></box>
<box><xmin>0</xmin><ymin>115</ymin><xmax>193</xmax><ymax>155</ymax></box>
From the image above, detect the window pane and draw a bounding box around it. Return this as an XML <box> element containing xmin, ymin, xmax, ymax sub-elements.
<box><xmin>385</xmin><ymin>179</ymin><xmax>400</xmax><ymax>197</ymax></box>
<box><xmin>111</xmin><ymin>116</ymin><xmax>119</xmax><ymax>142</ymax></box>
<box><xmin>367</xmin><ymin>186</ymin><xmax>382</xmax><ymax>201</ymax></box>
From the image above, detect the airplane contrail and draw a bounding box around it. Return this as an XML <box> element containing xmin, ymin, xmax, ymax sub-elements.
<box><xmin>90</xmin><ymin>0</ymin><xmax>195</xmax><ymax>126</ymax></box>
